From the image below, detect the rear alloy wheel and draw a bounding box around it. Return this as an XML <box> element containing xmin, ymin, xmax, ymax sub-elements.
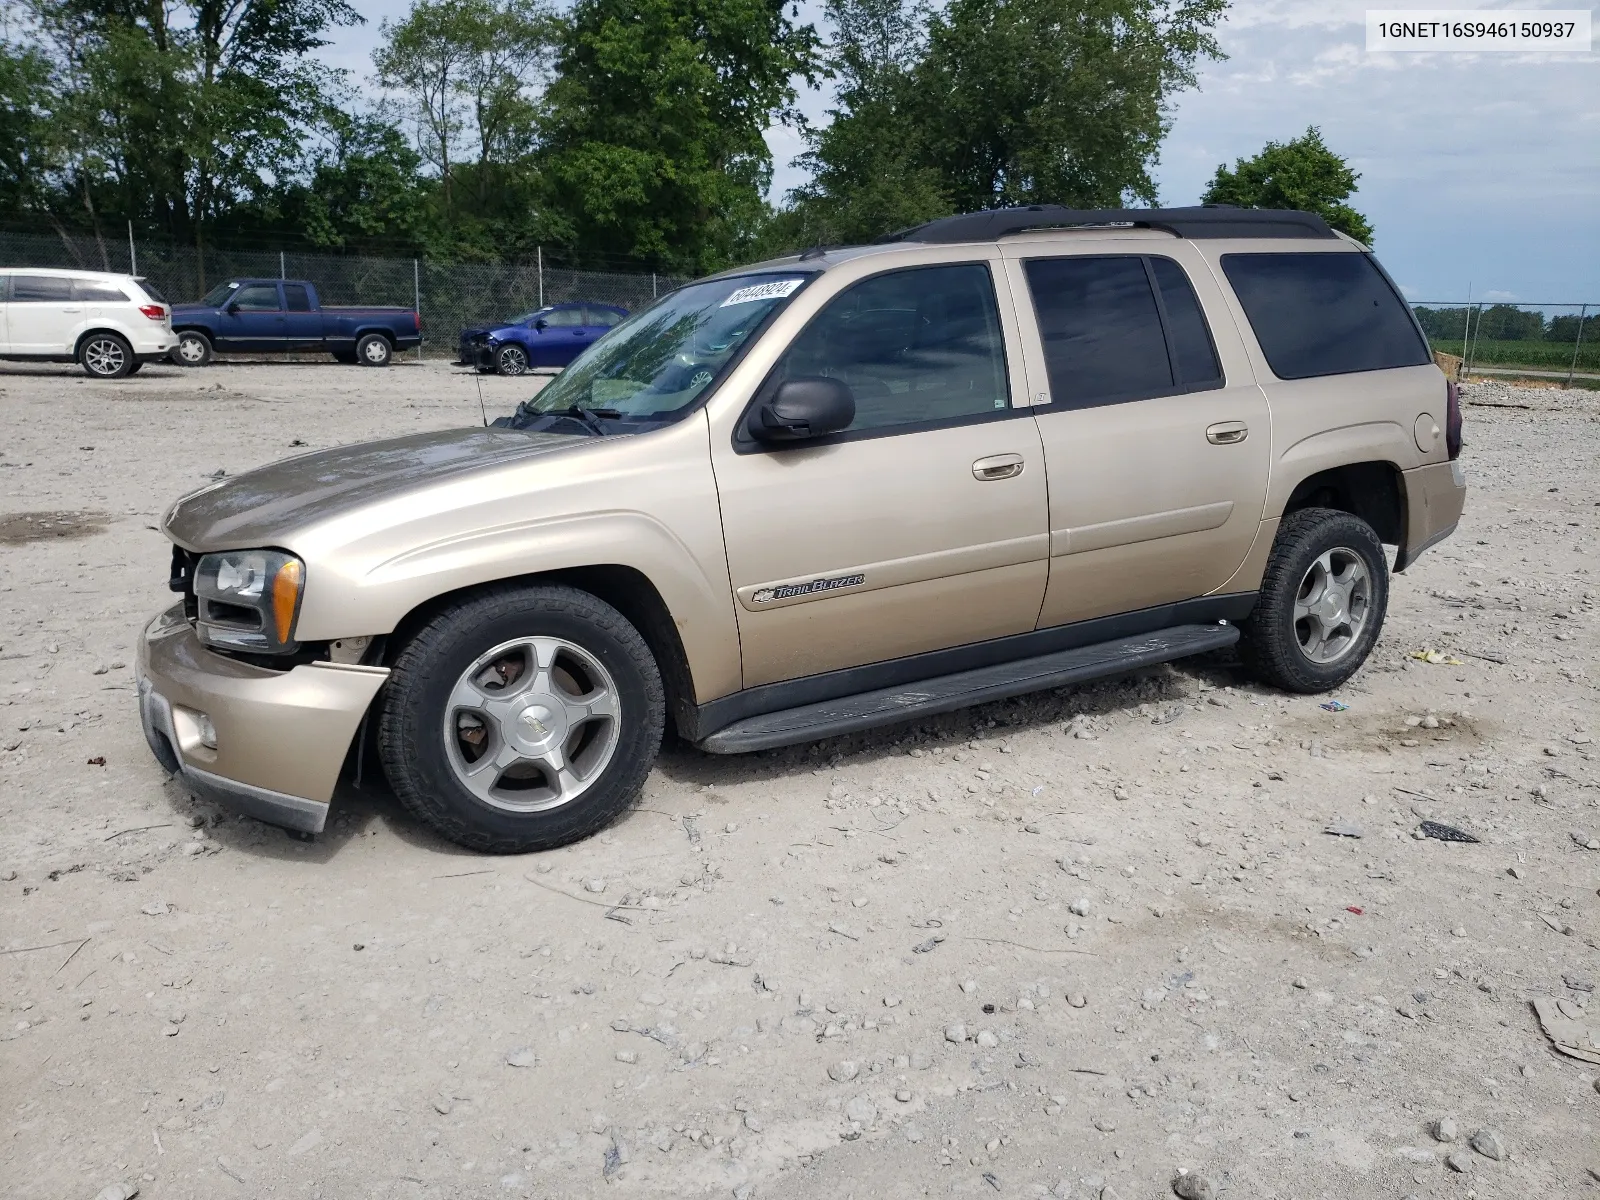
<box><xmin>356</xmin><ymin>333</ymin><xmax>393</xmax><ymax>366</ymax></box>
<box><xmin>172</xmin><ymin>330</ymin><xmax>213</xmax><ymax>367</ymax></box>
<box><xmin>495</xmin><ymin>343</ymin><xmax>529</xmax><ymax>376</ymax></box>
<box><xmin>378</xmin><ymin>584</ymin><xmax>664</xmax><ymax>853</ymax></box>
<box><xmin>1240</xmin><ymin>507</ymin><xmax>1389</xmax><ymax>693</ymax></box>
<box><xmin>80</xmin><ymin>332</ymin><xmax>134</xmax><ymax>379</ymax></box>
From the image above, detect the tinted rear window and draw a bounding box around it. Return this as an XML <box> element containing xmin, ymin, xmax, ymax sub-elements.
<box><xmin>1221</xmin><ymin>252</ymin><xmax>1429</xmax><ymax>379</ymax></box>
<box><xmin>284</xmin><ymin>284</ymin><xmax>312</xmax><ymax>312</ymax></box>
<box><xmin>1023</xmin><ymin>256</ymin><xmax>1173</xmax><ymax>407</ymax></box>
<box><xmin>135</xmin><ymin>277</ymin><xmax>167</xmax><ymax>304</ymax></box>
<box><xmin>1151</xmin><ymin>257</ymin><xmax>1222</xmax><ymax>388</ymax></box>
<box><xmin>75</xmin><ymin>281</ymin><xmax>130</xmax><ymax>303</ymax></box>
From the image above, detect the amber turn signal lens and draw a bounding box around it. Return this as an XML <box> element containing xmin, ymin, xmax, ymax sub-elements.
<box><xmin>271</xmin><ymin>559</ymin><xmax>303</xmax><ymax>644</ymax></box>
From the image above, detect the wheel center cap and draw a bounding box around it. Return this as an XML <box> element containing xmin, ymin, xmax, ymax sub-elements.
<box><xmin>512</xmin><ymin>700</ymin><xmax>566</xmax><ymax>750</ymax></box>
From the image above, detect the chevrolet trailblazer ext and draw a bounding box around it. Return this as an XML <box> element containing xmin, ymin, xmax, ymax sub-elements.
<box><xmin>138</xmin><ymin>206</ymin><xmax>1466</xmax><ymax>853</ymax></box>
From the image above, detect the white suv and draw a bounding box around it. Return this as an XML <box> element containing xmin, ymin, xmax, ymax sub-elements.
<box><xmin>0</xmin><ymin>268</ymin><xmax>177</xmax><ymax>378</ymax></box>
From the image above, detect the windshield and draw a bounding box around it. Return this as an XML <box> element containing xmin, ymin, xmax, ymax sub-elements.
<box><xmin>508</xmin><ymin>273</ymin><xmax>811</xmax><ymax>427</ymax></box>
<box><xmin>200</xmin><ymin>280</ymin><xmax>239</xmax><ymax>306</ymax></box>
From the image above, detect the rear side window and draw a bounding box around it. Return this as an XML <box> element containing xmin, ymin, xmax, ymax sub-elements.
<box><xmin>1023</xmin><ymin>257</ymin><xmax>1178</xmax><ymax>408</ymax></box>
<box><xmin>74</xmin><ymin>280</ymin><xmax>130</xmax><ymax>302</ymax></box>
<box><xmin>12</xmin><ymin>275</ymin><xmax>74</xmax><ymax>302</ymax></box>
<box><xmin>771</xmin><ymin>263</ymin><xmax>1010</xmax><ymax>434</ymax></box>
<box><xmin>586</xmin><ymin>306</ymin><xmax>619</xmax><ymax>327</ymax></box>
<box><xmin>135</xmin><ymin>277</ymin><xmax>167</xmax><ymax>304</ymax></box>
<box><xmin>283</xmin><ymin>284</ymin><xmax>312</xmax><ymax>312</ymax></box>
<box><xmin>1221</xmin><ymin>252</ymin><xmax>1429</xmax><ymax>379</ymax></box>
<box><xmin>544</xmin><ymin>307</ymin><xmax>586</xmax><ymax>327</ymax></box>
<box><xmin>1150</xmin><ymin>258</ymin><xmax>1222</xmax><ymax>388</ymax></box>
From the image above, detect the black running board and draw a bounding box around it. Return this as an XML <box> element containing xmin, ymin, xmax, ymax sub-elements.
<box><xmin>697</xmin><ymin>623</ymin><xmax>1239</xmax><ymax>754</ymax></box>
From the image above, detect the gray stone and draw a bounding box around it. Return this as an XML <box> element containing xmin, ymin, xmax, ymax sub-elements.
<box><xmin>1066</xmin><ymin>992</ymin><xmax>1088</xmax><ymax>1009</ymax></box>
<box><xmin>844</xmin><ymin>1095</ymin><xmax>876</xmax><ymax>1125</ymax></box>
<box><xmin>1172</xmin><ymin>1172</ymin><xmax>1217</xmax><ymax>1200</ymax></box>
<box><xmin>1431</xmin><ymin>1115</ymin><xmax>1458</xmax><ymax>1143</ymax></box>
<box><xmin>1446</xmin><ymin>1151</ymin><xmax>1473</xmax><ymax>1173</ymax></box>
<box><xmin>1070</xmin><ymin>898</ymin><xmax>1094</xmax><ymax>917</ymax></box>
<box><xmin>505</xmin><ymin>1047</ymin><xmax>536</xmax><ymax>1068</ymax></box>
<box><xmin>944</xmin><ymin>1023</ymin><xmax>967</xmax><ymax>1044</ymax></box>
<box><xmin>827</xmin><ymin>1060</ymin><xmax>859</xmax><ymax>1082</ymax></box>
<box><xmin>93</xmin><ymin>1184</ymin><xmax>139</xmax><ymax>1200</ymax></box>
<box><xmin>1469</xmin><ymin>1128</ymin><xmax>1506</xmax><ymax>1161</ymax></box>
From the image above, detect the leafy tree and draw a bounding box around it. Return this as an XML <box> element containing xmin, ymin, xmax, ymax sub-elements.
<box><xmin>373</xmin><ymin>0</ymin><xmax>556</xmax><ymax>216</ymax></box>
<box><xmin>1201</xmin><ymin>126</ymin><xmax>1373</xmax><ymax>244</ymax></box>
<box><xmin>0</xmin><ymin>40</ymin><xmax>58</xmax><ymax>215</ymax></box>
<box><xmin>914</xmin><ymin>0</ymin><xmax>1226</xmax><ymax>212</ymax></box>
<box><xmin>778</xmin><ymin>0</ymin><xmax>950</xmax><ymax>246</ymax></box>
<box><xmin>537</xmin><ymin>0</ymin><xmax>821</xmax><ymax>272</ymax></box>
<box><xmin>1546</xmin><ymin>312</ymin><xmax>1598</xmax><ymax>343</ymax></box>
<box><xmin>24</xmin><ymin>0</ymin><xmax>361</xmax><ymax>270</ymax></box>
<box><xmin>1473</xmin><ymin>303</ymin><xmax>1542</xmax><ymax>342</ymax></box>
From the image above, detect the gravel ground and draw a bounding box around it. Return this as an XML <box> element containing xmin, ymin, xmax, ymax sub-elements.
<box><xmin>2</xmin><ymin>360</ymin><xmax>1598</xmax><ymax>1200</ymax></box>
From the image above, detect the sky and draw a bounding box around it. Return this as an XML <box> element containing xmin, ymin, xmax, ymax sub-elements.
<box><xmin>322</xmin><ymin>0</ymin><xmax>1599</xmax><ymax>303</ymax></box>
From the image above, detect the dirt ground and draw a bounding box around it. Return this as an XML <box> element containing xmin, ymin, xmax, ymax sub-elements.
<box><xmin>2</xmin><ymin>358</ymin><xmax>1597</xmax><ymax>1200</ymax></box>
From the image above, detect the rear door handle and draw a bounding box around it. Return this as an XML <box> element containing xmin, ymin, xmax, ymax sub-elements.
<box><xmin>1206</xmin><ymin>421</ymin><xmax>1249</xmax><ymax>445</ymax></box>
<box><xmin>972</xmin><ymin>453</ymin><xmax>1024</xmax><ymax>481</ymax></box>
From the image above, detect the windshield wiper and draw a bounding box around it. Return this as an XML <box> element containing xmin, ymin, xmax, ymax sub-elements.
<box><xmin>564</xmin><ymin>404</ymin><xmax>621</xmax><ymax>436</ymax></box>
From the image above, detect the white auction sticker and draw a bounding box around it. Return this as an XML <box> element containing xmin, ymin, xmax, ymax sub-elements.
<box><xmin>720</xmin><ymin>278</ymin><xmax>805</xmax><ymax>307</ymax></box>
<box><xmin>1367</xmin><ymin>9</ymin><xmax>1590</xmax><ymax>50</ymax></box>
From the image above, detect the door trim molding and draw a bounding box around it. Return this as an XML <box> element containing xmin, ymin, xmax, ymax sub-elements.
<box><xmin>1054</xmin><ymin>500</ymin><xmax>1233</xmax><ymax>556</ymax></box>
<box><xmin>690</xmin><ymin>591</ymin><xmax>1257</xmax><ymax>739</ymax></box>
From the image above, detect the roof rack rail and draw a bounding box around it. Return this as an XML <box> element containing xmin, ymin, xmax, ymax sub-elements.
<box><xmin>882</xmin><ymin>205</ymin><xmax>1337</xmax><ymax>244</ymax></box>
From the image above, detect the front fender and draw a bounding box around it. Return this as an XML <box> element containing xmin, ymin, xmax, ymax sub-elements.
<box><xmin>288</xmin><ymin>414</ymin><xmax>742</xmax><ymax>703</ymax></box>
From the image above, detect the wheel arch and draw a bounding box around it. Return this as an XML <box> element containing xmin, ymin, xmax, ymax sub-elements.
<box><xmin>1278</xmin><ymin>460</ymin><xmax>1406</xmax><ymax>546</ymax></box>
<box><xmin>382</xmin><ymin>566</ymin><xmax>700</xmax><ymax>741</ymax></box>
<box><xmin>73</xmin><ymin>326</ymin><xmax>134</xmax><ymax>359</ymax></box>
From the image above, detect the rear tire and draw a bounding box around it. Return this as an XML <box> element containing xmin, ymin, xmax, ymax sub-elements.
<box><xmin>171</xmin><ymin>330</ymin><xmax>213</xmax><ymax>367</ymax></box>
<box><xmin>80</xmin><ymin>332</ymin><xmax>134</xmax><ymax>379</ymax></box>
<box><xmin>1240</xmin><ymin>507</ymin><xmax>1389</xmax><ymax>693</ymax></box>
<box><xmin>356</xmin><ymin>333</ymin><xmax>392</xmax><ymax>366</ymax></box>
<box><xmin>378</xmin><ymin>584</ymin><xmax>665</xmax><ymax>854</ymax></box>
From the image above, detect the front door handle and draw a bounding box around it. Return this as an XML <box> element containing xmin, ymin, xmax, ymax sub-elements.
<box><xmin>1206</xmin><ymin>421</ymin><xmax>1249</xmax><ymax>445</ymax></box>
<box><xmin>972</xmin><ymin>453</ymin><xmax>1025</xmax><ymax>481</ymax></box>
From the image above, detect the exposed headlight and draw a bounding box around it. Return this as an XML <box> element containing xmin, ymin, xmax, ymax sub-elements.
<box><xmin>193</xmin><ymin>549</ymin><xmax>304</xmax><ymax>654</ymax></box>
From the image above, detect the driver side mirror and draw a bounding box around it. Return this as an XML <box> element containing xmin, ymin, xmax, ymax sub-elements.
<box><xmin>224</xmin><ymin>301</ymin><xmax>240</xmax><ymax>314</ymax></box>
<box><xmin>748</xmin><ymin>377</ymin><xmax>855</xmax><ymax>443</ymax></box>
<box><xmin>532</xmin><ymin>318</ymin><xmax>548</xmax><ymax>331</ymax></box>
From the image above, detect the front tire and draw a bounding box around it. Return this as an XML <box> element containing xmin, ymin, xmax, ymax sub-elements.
<box><xmin>1240</xmin><ymin>507</ymin><xmax>1389</xmax><ymax>693</ymax></box>
<box><xmin>496</xmin><ymin>343</ymin><xmax>530</xmax><ymax>376</ymax></box>
<box><xmin>356</xmin><ymin>333</ymin><xmax>392</xmax><ymax>366</ymax></box>
<box><xmin>171</xmin><ymin>331</ymin><xmax>213</xmax><ymax>367</ymax></box>
<box><xmin>378</xmin><ymin>585</ymin><xmax>665</xmax><ymax>854</ymax></box>
<box><xmin>80</xmin><ymin>332</ymin><xmax>134</xmax><ymax>379</ymax></box>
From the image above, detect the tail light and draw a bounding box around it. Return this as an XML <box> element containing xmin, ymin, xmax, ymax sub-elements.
<box><xmin>412</xmin><ymin>311</ymin><xmax>421</xmax><ymax>333</ymax></box>
<box><xmin>1444</xmin><ymin>379</ymin><xmax>1463</xmax><ymax>459</ymax></box>
<box><xmin>139</xmin><ymin>304</ymin><xmax>167</xmax><ymax>321</ymax></box>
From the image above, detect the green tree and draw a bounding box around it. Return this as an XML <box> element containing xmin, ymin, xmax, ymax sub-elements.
<box><xmin>913</xmin><ymin>0</ymin><xmax>1225</xmax><ymax>212</ymax></box>
<box><xmin>537</xmin><ymin>0</ymin><xmax>821</xmax><ymax>272</ymax></box>
<box><xmin>24</xmin><ymin>0</ymin><xmax>361</xmax><ymax>269</ymax></box>
<box><xmin>373</xmin><ymin>0</ymin><xmax>556</xmax><ymax>218</ymax></box>
<box><xmin>778</xmin><ymin>0</ymin><xmax>950</xmax><ymax>247</ymax></box>
<box><xmin>1201</xmin><ymin>126</ymin><xmax>1374</xmax><ymax>244</ymax></box>
<box><xmin>0</xmin><ymin>40</ymin><xmax>58</xmax><ymax>215</ymax></box>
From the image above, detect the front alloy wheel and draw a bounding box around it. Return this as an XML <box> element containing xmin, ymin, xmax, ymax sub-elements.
<box><xmin>496</xmin><ymin>343</ymin><xmax>529</xmax><ymax>376</ymax></box>
<box><xmin>378</xmin><ymin>584</ymin><xmax>665</xmax><ymax>853</ymax></box>
<box><xmin>444</xmin><ymin>636</ymin><xmax>622</xmax><ymax>813</ymax></box>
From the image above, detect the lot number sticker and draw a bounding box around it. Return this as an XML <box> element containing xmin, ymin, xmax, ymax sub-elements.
<box><xmin>721</xmin><ymin>279</ymin><xmax>805</xmax><ymax>307</ymax></box>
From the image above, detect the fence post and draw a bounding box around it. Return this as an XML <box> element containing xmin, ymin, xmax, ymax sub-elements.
<box><xmin>414</xmin><ymin>258</ymin><xmax>423</xmax><ymax>363</ymax></box>
<box><xmin>1566</xmin><ymin>304</ymin><xmax>1589</xmax><ymax>390</ymax></box>
<box><xmin>128</xmin><ymin>221</ymin><xmax>137</xmax><ymax>275</ymax></box>
<box><xmin>280</xmin><ymin>251</ymin><xmax>285</xmax><ymax>280</ymax></box>
<box><xmin>1465</xmin><ymin>304</ymin><xmax>1484</xmax><ymax>378</ymax></box>
<box><xmin>1459</xmin><ymin>286</ymin><xmax>1472</xmax><ymax>361</ymax></box>
<box><xmin>537</xmin><ymin>246</ymin><xmax>544</xmax><ymax>309</ymax></box>
<box><xmin>652</xmin><ymin>272</ymin><xmax>657</xmax><ymax>299</ymax></box>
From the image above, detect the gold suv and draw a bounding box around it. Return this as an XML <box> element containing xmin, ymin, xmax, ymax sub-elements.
<box><xmin>137</xmin><ymin>206</ymin><xmax>1467</xmax><ymax>853</ymax></box>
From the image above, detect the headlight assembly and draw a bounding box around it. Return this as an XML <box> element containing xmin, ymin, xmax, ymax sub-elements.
<box><xmin>193</xmin><ymin>549</ymin><xmax>305</xmax><ymax>654</ymax></box>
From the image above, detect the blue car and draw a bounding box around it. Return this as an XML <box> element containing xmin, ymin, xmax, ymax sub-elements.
<box><xmin>458</xmin><ymin>302</ymin><xmax>628</xmax><ymax>375</ymax></box>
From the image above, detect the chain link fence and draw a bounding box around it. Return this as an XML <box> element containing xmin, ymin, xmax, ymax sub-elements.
<box><xmin>0</xmin><ymin>229</ymin><xmax>692</xmax><ymax>358</ymax></box>
<box><xmin>1411</xmin><ymin>301</ymin><xmax>1598</xmax><ymax>386</ymax></box>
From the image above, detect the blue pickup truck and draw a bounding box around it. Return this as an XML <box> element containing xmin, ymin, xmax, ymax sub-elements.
<box><xmin>169</xmin><ymin>279</ymin><xmax>422</xmax><ymax>367</ymax></box>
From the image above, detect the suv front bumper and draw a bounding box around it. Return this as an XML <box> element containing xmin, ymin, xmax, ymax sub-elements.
<box><xmin>136</xmin><ymin>604</ymin><xmax>389</xmax><ymax>834</ymax></box>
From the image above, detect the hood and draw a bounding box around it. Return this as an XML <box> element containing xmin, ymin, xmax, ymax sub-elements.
<box><xmin>164</xmin><ymin>427</ymin><xmax>579</xmax><ymax>551</ymax></box>
<box><xmin>170</xmin><ymin>302</ymin><xmax>219</xmax><ymax>316</ymax></box>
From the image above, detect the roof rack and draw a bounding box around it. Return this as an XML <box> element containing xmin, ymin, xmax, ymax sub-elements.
<box><xmin>883</xmin><ymin>205</ymin><xmax>1337</xmax><ymax>244</ymax></box>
